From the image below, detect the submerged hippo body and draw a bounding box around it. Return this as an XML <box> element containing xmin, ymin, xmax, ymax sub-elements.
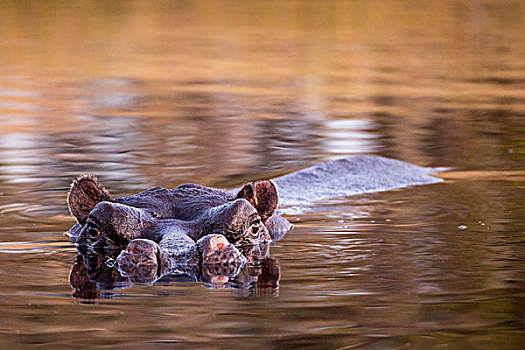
<box><xmin>67</xmin><ymin>155</ymin><xmax>442</xmax><ymax>282</ymax></box>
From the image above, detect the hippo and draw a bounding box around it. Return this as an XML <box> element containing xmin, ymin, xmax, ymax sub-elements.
<box><xmin>66</xmin><ymin>155</ymin><xmax>442</xmax><ymax>284</ymax></box>
<box><xmin>67</xmin><ymin>175</ymin><xmax>288</xmax><ymax>278</ymax></box>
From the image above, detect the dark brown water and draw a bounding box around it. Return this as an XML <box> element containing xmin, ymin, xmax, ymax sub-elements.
<box><xmin>0</xmin><ymin>1</ymin><xmax>524</xmax><ymax>348</ymax></box>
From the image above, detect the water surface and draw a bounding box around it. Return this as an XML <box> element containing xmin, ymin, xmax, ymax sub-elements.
<box><xmin>0</xmin><ymin>1</ymin><xmax>524</xmax><ymax>348</ymax></box>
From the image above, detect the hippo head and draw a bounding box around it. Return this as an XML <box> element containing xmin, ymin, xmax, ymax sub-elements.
<box><xmin>67</xmin><ymin>175</ymin><xmax>279</xmax><ymax>249</ymax></box>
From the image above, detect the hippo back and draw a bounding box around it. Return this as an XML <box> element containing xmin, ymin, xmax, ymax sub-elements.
<box><xmin>272</xmin><ymin>155</ymin><xmax>442</xmax><ymax>207</ymax></box>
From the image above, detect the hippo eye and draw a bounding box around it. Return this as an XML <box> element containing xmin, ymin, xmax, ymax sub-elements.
<box><xmin>250</xmin><ymin>219</ymin><xmax>261</xmax><ymax>235</ymax></box>
<box><xmin>87</xmin><ymin>226</ymin><xmax>100</xmax><ymax>239</ymax></box>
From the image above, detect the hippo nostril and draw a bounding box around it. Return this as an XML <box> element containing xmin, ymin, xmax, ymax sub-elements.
<box><xmin>210</xmin><ymin>235</ymin><xmax>230</xmax><ymax>251</ymax></box>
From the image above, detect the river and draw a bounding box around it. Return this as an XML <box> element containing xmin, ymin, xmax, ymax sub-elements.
<box><xmin>0</xmin><ymin>1</ymin><xmax>523</xmax><ymax>348</ymax></box>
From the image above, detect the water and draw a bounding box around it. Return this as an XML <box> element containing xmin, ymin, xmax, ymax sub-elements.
<box><xmin>0</xmin><ymin>1</ymin><xmax>524</xmax><ymax>348</ymax></box>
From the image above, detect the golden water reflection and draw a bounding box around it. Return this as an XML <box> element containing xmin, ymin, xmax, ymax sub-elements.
<box><xmin>0</xmin><ymin>1</ymin><xmax>524</xmax><ymax>348</ymax></box>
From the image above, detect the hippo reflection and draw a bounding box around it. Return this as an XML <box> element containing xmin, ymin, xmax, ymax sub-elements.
<box><xmin>67</xmin><ymin>155</ymin><xmax>442</xmax><ymax>290</ymax></box>
<box><xmin>69</xmin><ymin>243</ymin><xmax>280</xmax><ymax>300</ymax></box>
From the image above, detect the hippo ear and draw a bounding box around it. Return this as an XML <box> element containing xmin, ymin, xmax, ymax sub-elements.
<box><xmin>67</xmin><ymin>175</ymin><xmax>111</xmax><ymax>225</ymax></box>
<box><xmin>236</xmin><ymin>180</ymin><xmax>278</xmax><ymax>222</ymax></box>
